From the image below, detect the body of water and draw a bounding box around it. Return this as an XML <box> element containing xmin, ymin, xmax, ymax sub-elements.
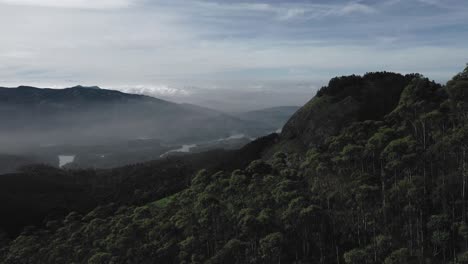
<box><xmin>160</xmin><ymin>144</ymin><xmax>197</xmax><ymax>158</ymax></box>
<box><xmin>59</xmin><ymin>155</ymin><xmax>75</xmax><ymax>168</ymax></box>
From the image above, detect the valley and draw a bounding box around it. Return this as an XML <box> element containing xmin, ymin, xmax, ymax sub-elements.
<box><xmin>0</xmin><ymin>86</ymin><xmax>296</xmax><ymax>172</ymax></box>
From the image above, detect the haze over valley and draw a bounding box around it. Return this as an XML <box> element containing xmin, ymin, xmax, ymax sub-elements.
<box><xmin>0</xmin><ymin>85</ymin><xmax>298</xmax><ymax>172</ymax></box>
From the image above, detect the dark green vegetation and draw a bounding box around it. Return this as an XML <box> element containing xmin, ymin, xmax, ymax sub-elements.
<box><xmin>2</xmin><ymin>66</ymin><xmax>468</xmax><ymax>263</ymax></box>
<box><xmin>0</xmin><ymin>134</ymin><xmax>278</xmax><ymax>238</ymax></box>
<box><xmin>280</xmin><ymin>72</ymin><xmax>418</xmax><ymax>152</ymax></box>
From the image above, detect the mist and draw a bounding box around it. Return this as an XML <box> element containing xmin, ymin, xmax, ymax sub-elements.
<box><xmin>0</xmin><ymin>85</ymin><xmax>297</xmax><ymax>171</ymax></box>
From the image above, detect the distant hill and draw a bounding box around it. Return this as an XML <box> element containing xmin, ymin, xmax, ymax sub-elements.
<box><xmin>0</xmin><ymin>86</ymin><xmax>268</xmax><ymax>152</ymax></box>
<box><xmin>0</xmin><ymin>154</ymin><xmax>48</xmax><ymax>175</ymax></box>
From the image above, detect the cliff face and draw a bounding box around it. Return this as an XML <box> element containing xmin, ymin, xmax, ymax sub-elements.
<box><xmin>281</xmin><ymin>95</ymin><xmax>360</xmax><ymax>148</ymax></box>
<box><xmin>279</xmin><ymin>72</ymin><xmax>416</xmax><ymax>150</ymax></box>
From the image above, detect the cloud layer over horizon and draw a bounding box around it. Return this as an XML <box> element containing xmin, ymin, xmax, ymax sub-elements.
<box><xmin>0</xmin><ymin>0</ymin><xmax>467</xmax><ymax>111</ymax></box>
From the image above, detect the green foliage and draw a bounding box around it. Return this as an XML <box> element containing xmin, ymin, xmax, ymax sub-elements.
<box><xmin>259</xmin><ymin>233</ymin><xmax>283</xmax><ymax>263</ymax></box>
<box><xmin>88</xmin><ymin>252</ymin><xmax>112</xmax><ymax>264</ymax></box>
<box><xmin>153</xmin><ymin>194</ymin><xmax>177</xmax><ymax>208</ymax></box>
<box><xmin>459</xmin><ymin>251</ymin><xmax>468</xmax><ymax>264</ymax></box>
<box><xmin>344</xmin><ymin>248</ymin><xmax>367</xmax><ymax>264</ymax></box>
<box><xmin>384</xmin><ymin>248</ymin><xmax>410</xmax><ymax>264</ymax></box>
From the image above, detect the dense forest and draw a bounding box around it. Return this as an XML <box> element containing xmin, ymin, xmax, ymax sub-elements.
<box><xmin>2</xmin><ymin>66</ymin><xmax>468</xmax><ymax>263</ymax></box>
<box><xmin>0</xmin><ymin>134</ymin><xmax>279</xmax><ymax>238</ymax></box>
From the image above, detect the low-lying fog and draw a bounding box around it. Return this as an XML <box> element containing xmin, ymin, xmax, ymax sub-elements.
<box><xmin>0</xmin><ymin>86</ymin><xmax>298</xmax><ymax>173</ymax></box>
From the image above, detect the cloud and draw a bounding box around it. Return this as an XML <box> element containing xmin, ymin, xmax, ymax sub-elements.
<box><xmin>386</xmin><ymin>0</ymin><xmax>468</xmax><ymax>10</ymax></box>
<box><xmin>117</xmin><ymin>85</ymin><xmax>191</xmax><ymax>98</ymax></box>
<box><xmin>0</xmin><ymin>0</ymin><xmax>136</xmax><ymax>9</ymax></box>
<box><xmin>279</xmin><ymin>8</ymin><xmax>307</xmax><ymax>20</ymax></box>
<box><xmin>417</xmin><ymin>0</ymin><xmax>439</xmax><ymax>4</ymax></box>
<box><xmin>0</xmin><ymin>0</ymin><xmax>467</xmax><ymax>110</ymax></box>
<box><xmin>337</xmin><ymin>2</ymin><xmax>376</xmax><ymax>15</ymax></box>
<box><xmin>192</xmin><ymin>1</ymin><xmax>377</xmax><ymax>20</ymax></box>
<box><xmin>415</xmin><ymin>0</ymin><xmax>468</xmax><ymax>10</ymax></box>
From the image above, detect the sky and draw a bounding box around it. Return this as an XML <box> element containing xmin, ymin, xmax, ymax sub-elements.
<box><xmin>0</xmin><ymin>0</ymin><xmax>467</xmax><ymax>111</ymax></box>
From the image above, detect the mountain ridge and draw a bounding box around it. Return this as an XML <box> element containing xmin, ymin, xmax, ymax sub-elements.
<box><xmin>0</xmin><ymin>86</ymin><xmax>258</xmax><ymax>151</ymax></box>
<box><xmin>0</xmin><ymin>86</ymin><xmax>298</xmax><ymax>170</ymax></box>
<box><xmin>277</xmin><ymin>72</ymin><xmax>419</xmax><ymax>153</ymax></box>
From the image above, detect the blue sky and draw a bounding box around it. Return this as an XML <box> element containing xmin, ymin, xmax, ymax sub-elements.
<box><xmin>0</xmin><ymin>0</ymin><xmax>467</xmax><ymax>110</ymax></box>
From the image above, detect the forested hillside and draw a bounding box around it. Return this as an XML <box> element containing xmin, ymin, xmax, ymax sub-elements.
<box><xmin>0</xmin><ymin>134</ymin><xmax>279</xmax><ymax>238</ymax></box>
<box><xmin>2</xmin><ymin>66</ymin><xmax>468</xmax><ymax>263</ymax></box>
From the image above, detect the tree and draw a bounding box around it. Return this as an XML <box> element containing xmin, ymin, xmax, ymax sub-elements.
<box><xmin>260</xmin><ymin>233</ymin><xmax>283</xmax><ymax>264</ymax></box>
<box><xmin>384</xmin><ymin>248</ymin><xmax>410</xmax><ymax>264</ymax></box>
<box><xmin>344</xmin><ymin>248</ymin><xmax>367</xmax><ymax>264</ymax></box>
<box><xmin>88</xmin><ymin>252</ymin><xmax>112</xmax><ymax>264</ymax></box>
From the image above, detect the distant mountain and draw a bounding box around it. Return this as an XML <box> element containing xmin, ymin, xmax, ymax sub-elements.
<box><xmin>0</xmin><ymin>86</ymin><xmax>268</xmax><ymax>152</ymax></box>
<box><xmin>71</xmin><ymin>85</ymin><xmax>101</xmax><ymax>90</ymax></box>
<box><xmin>0</xmin><ymin>154</ymin><xmax>46</xmax><ymax>175</ymax></box>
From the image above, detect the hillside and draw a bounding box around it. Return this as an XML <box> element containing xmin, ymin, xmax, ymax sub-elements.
<box><xmin>2</xmin><ymin>67</ymin><xmax>468</xmax><ymax>263</ymax></box>
<box><xmin>0</xmin><ymin>133</ymin><xmax>279</xmax><ymax>238</ymax></box>
<box><xmin>278</xmin><ymin>72</ymin><xmax>417</xmax><ymax>153</ymax></box>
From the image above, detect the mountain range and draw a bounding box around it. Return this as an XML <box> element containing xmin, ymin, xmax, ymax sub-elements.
<box><xmin>0</xmin><ymin>86</ymin><xmax>298</xmax><ymax>172</ymax></box>
<box><xmin>0</xmin><ymin>85</ymin><xmax>245</xmax><ymax>149</ymax></box>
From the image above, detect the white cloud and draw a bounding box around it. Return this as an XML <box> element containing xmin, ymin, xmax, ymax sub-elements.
<box><xmin>238</xmin><ymin>3</ymin><xmax>272</xmax><ymax>12</ymax></box>
<box><xmin>0</xmin><ymin>0</ymin><xmax>136</xmax><ymax>9</ymax></box>
<box><xmin>193</xmin><ymin>2</ymin><xmax>273</xmax><ymax>12</ymax></box>
<box><xmin>279</xmin><ymin>8</ymin><xmax>307</xmax><ymax>20</ymax></box>
<box><xmin>337</xmin><ymin>2</ymin><xmax>377</xmax><ymax>15</ymax></box>
<box><xmin>417</xmin><ymin>0</ymin><xmax>441</xmax><ymax>5</ymax></box>
<box><xmin>193</xmin><ymin>1</ymin><xmax>376</xmax><ymax>20</ymax></box>
<box><xmin>277</xmin><ymin>2</ymin><xmax>377</xmax><ymax>20</ymax></box>
<box><xmin>117</xmin><ymin>85</ymin><xmax>191</xmax><ymax>97</ymax></box>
